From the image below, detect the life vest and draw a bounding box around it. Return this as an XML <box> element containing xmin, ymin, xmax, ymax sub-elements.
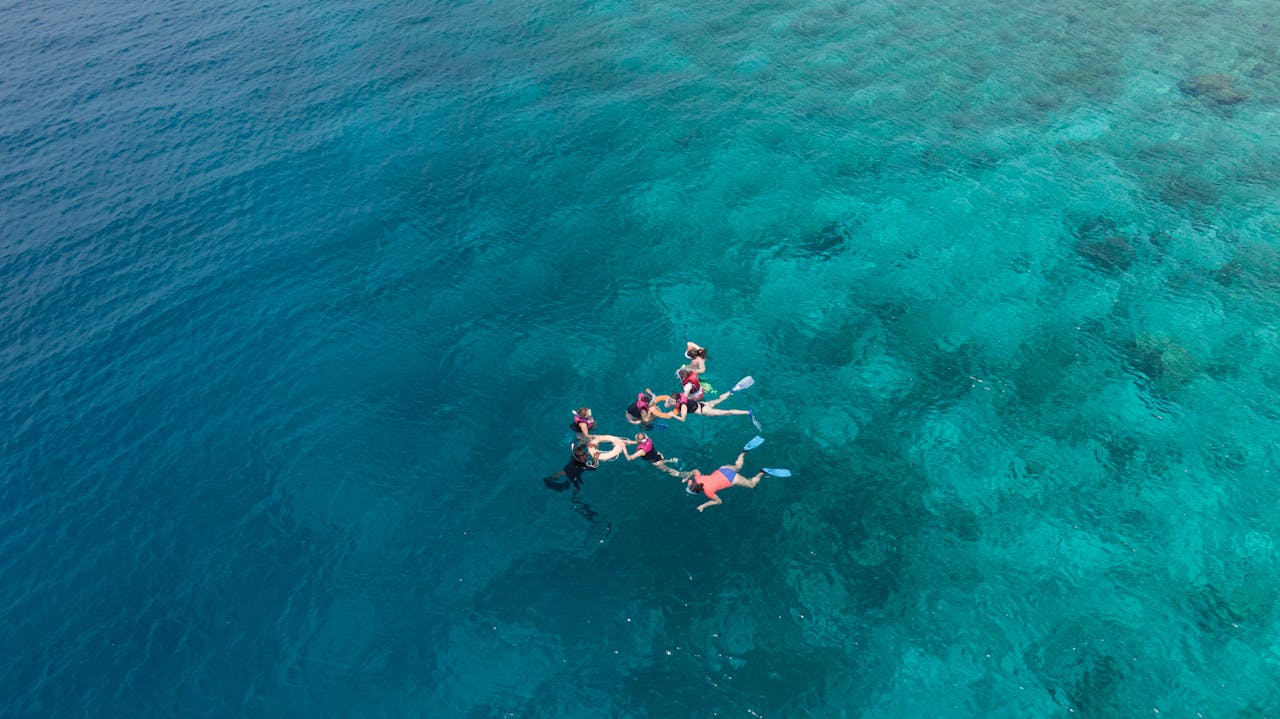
<box><xmin>636</xmin><ymin>436</ymin><xmax>654</xmax><ymax>453</ymax></box>
<box><xmin>571</xmin><ymin>413</ymin><xmax>595</xmax><ymax>432</ymax></box>
<box><xmin>680</xmin><ymin>371</ymin><xmax>703</xmax><ymax>399</ymax></box>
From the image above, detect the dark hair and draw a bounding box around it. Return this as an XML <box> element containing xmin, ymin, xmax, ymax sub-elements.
<box><xmin>687</xmin><ymin>347</ymin><xmax>707</xmax><ymax>359</ymax></box>
<box><xmin>677</xmin><ymin>368</ymin><xmax>691</xmax><ymax>381</ymax></box>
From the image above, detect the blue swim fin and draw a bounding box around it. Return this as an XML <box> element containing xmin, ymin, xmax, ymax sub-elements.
<box><xmin>743</xmin><ymin>436</ymin><xmax>765</xmax><ymax>451</ymax></box>
<box><xmin>730</xmin><ymin>376</ymin><xmax>755</xmax><ymax>393</ymax></box>
<box><xmin>762</xmin><ymin>467</ymin><xmax>791</xmax><ymax>478</ymax></box>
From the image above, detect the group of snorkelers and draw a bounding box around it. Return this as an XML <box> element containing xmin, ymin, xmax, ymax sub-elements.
<box><xmin>548</xmin><ymin>342</ymin><xmax>788</xmax><ymax>512</ymax></box>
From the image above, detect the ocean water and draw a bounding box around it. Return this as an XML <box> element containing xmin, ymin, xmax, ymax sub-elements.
<box><xmin>4</xmin><ymin>0</ymin><xmax>1280</xmax><ymax>715</ymax></box>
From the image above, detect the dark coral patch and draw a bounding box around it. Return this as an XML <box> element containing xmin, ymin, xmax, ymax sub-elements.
<box><xmin>1179</xmin><ymin>73</ymin><xmax>1249</xmax><ymax>106</ymax></box>
<box><xmin>1072</xmin><ymin>216</ymin><xmax>1138</xmax><ymax>273</ymax></box>
<box><xmin>1076</xmin><ymin>234</ymin><xmax>1137</xmax><ymax>272</ymax></box>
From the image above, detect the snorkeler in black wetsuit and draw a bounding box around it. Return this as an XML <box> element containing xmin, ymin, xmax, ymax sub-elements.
<box><xmin>544</xmin><ymin>441</ymin><xmax>599</xmax><ymax>493</ymax></box>
<box><xmin>562</xmin><ymin>443</ymin><xmax>598</xmax><ymax>488</ymax></box>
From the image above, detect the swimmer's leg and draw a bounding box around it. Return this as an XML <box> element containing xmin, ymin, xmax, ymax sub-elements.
<box><xmin>697</xmin><ymin>407</ymin><xmax>749</xmax><ymax>417</ymax></box>
<box><xmin>544</xmin><ymin>475</ymin><xmax>572</xmax><ymax>492</ymax></box>
<box><xmin>702</xmin><ymin>392</ymin><xmax>733</xmax><ymax>409</ymax></box>
<box><xmin>655</xmin><ymin>463</ymin><xmax>687</xmax><ymax>479</ymax></box>
<box><xmin>699</xmin><ymin>394</ymin><xmax>748</xmax><ymax>416</ymax></box>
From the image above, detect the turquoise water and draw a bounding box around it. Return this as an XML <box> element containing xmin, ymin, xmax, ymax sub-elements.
<box><xmin>4</xmin><ymin>0</ymin><xmax>1280</xmax><ymax>714</ymax></box>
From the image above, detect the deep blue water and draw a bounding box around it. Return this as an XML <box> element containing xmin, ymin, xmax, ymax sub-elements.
<box><xmin>5</xmin><ymin>0</ymin><xmax>1280</xmax><ymax>715</ymax></box>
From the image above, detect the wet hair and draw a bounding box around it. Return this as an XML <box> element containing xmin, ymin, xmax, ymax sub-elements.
<box><xmin>576</xmin><ymin>407</ymin><xmax>591</xmax><ymax>417</ymax></box>
<box><xmin>634</xmin><ymin>432</ymin><xmax>648</xmax><ymax>441</ymax></box>
<box><xmin>677</xmin><ymin>368</ymin><xmax>692</xmax><ymax>382</ymax></box>
<box><xmin>686</xmin><ymin>347</ymin><xmax>707</xmax><ymax>359</ymax></box>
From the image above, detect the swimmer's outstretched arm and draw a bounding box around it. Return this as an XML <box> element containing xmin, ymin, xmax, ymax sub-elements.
<box><xmin>696</xmin><ymin>495</ymin><xmax>722</xmax><ymax>512</ymax></box>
